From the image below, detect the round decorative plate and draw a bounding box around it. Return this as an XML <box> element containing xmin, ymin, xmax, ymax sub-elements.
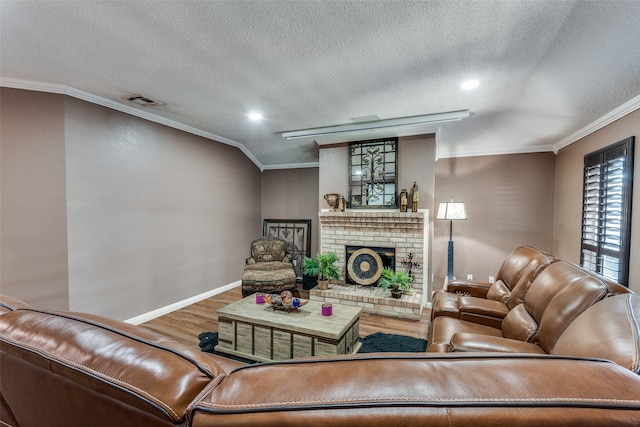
<box><xmin>347</xmin><ymin>248</ymin><xmax>383</xmax><ymax>285</ymax></box>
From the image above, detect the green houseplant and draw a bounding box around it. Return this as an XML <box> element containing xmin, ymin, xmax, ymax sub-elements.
<box><xmin>378</xmin><ymin>267</ymin><xmax>412</xmax><ymax>299</ymax></box>
<box><xmin>303</xmin><ymin>252</ymin><xmax>341</xmax><ymax>290</ymax></box>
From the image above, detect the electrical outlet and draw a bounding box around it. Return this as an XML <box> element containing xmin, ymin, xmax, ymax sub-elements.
<box><xmin>466</xmin><ymin>274</ymin><xmax>473</xmax><ymax>281</ymax></box>
<box><xmin>489</xmin><ymin>276</ymin><xmax>495</xmax><ymax>283</ymax></box>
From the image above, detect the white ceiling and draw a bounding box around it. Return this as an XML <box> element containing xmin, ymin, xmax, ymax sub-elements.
<box><xmin>2</xmin><ymin>1</ymin><xmax>640</xmax><ymax>169</ymax></box>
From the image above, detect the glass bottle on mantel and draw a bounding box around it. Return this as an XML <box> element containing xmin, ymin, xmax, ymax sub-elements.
<box><xmin>399</xmin><ymin>189</ymin><xmax>408</xmax><ymax>212</ymax></box>
<box><xmin>337</xmin><ymin>195</ymin><xmax>345</xmax><ymax>211</ymax></box>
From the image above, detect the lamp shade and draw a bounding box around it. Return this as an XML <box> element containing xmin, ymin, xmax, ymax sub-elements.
<box><xmin>436</xmin><ymin>202</ymin><xmax>467</xmax><ymax>220</ymax></box>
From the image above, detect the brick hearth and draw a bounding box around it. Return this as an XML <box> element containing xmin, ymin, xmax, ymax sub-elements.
<box><xmin>310</xmin><ymin>283</ymin><xmax>422</xmax><ymax>320</ymax></box>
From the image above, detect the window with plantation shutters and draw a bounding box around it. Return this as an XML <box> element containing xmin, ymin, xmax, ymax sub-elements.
<box><xmin>580</xmin><ymin>137</ymin><xmax>634</xmax><ymax>286</ymax></box>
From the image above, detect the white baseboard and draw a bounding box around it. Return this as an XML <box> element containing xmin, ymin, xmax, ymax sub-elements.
<box><xmin>125</xmin><ymin>281</ymin><xmax>241</xmax><ymax>325</ymax></box>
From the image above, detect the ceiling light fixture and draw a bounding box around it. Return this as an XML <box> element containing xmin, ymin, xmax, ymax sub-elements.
<box><xmin>248</xmin><ymin>112</ymin><xmax>263</xmax><ymax>121</ymax></box>
<box><xmin>461</xmin><ymin>80</ymin><xmax>480</xmax><ymax>90</ymax></box>
<box><xmin>282</xmin><ymin>110</ymin><xmax>470</xmax><ymax>140</ymax></box>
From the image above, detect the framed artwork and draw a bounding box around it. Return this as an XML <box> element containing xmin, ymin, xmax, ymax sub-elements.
<box><xmin>263</xmin><ymin>219</ymin><xmax>312</xmax><ymax>280</ymax></box>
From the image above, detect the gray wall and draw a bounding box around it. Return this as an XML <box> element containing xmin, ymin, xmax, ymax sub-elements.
<box><xmin>261</xmin><ymin>168</ymin><xmax>320</xmax><ymax>256</ymax></box>
<box><xmin>1</xmin><ymin>89</ymin><xmax>69</xmax><ymax>310</ymax></box>
<box><xmin>1</xmin><ymin>88</ymin><xmax>262</xmax><ymax>319</ymax></box>
<box><xmin>554</xmin><ymin>109</ymin><xmax>640</xmax><ymax>293</ymax></box>
<box><xmin>433</xmin><ymin>153</ymin><xmax>556</xmax><ymax>288</ymax></box>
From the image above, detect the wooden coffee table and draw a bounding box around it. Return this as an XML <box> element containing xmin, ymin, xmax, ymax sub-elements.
<box><xmin>215</xmin><ymin>295</ymin><xmax>362</xmax><ymax>362</ymax></box>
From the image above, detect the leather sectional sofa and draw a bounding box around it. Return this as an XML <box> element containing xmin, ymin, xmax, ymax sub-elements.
<box><xmin>2</xmin><ymin>252</ymin><xmax>640</xmax><ymax>425</ymax></box>
<box><xmin>430</xmin><ymin>245</ymin><xmax>559</xmax><ymax>328</ymax></box>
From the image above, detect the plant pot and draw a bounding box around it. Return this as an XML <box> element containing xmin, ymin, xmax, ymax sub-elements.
<box><xmin>303</xmin><ymin>274</ymin><xmax>318</xmax><ymax>290</ymax></box>
<box><xmin>390</xmin><ymin>289</ymin><xmax>403</xmax><ymax>299</ymax></box>
<box><xmin>317</xmin><ymin>279</ymin><xmax>330</xmax><ymax>290</ymax></box>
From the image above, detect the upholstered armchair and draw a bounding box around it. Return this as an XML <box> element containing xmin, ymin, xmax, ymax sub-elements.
<box><xmin>241</xmin><ymin>237</ymin><xmax>299</xmax><ymax>297</ymax></box>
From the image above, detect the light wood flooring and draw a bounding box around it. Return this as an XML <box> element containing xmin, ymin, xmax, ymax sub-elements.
<box><xmin>141</xmin><ymin>284</ymin><xmax>431</xmax><ymax>347</ymax></box>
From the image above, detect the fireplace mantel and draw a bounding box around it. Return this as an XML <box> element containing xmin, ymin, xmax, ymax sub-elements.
<box><xmin>318</xmin><ymin>210</ymin><xmax>424</xmax><ymax>231</ymax></box>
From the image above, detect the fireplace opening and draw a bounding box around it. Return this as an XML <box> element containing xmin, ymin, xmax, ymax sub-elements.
<box><xmin>345</xmin><ymin>246</ymin><xmax>395</xmax><ymax>286</ymax></box>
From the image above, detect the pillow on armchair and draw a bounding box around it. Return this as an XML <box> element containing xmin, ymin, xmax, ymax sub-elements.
<box><xmin>246</xmin><ymin>237</ymin><xmax>290</xmax><ymax>265</ymax></box>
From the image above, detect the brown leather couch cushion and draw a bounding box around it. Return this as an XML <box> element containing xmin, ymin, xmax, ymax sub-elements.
<box><xmin>553</xmin><ymin>293</ymin><xmax>640</xmax><ymax>373</ymax></box>
<box><xmin>0</xmin><ymin>308</ymin><xmax>229</xmax><ymax>426</ymax></box>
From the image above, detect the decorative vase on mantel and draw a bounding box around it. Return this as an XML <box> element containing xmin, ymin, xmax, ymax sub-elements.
<box><xmin>324</xmin><ymin>193</ymin><xmax>339</xmax><ymax>211</ymax></box>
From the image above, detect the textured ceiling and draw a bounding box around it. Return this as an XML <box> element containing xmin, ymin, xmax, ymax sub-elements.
<box><xmin>2</xmin><ymin>1</ymin><xmax>640</xmax><ymax>168</ymax></box>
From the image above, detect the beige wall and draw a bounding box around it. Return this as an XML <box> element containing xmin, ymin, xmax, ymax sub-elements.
<box><xmin>1</xmin><ymin>89</ymin><xmax>69</xmax><ymax>309</ymax></box>
<box><xmin>1</xmin><ymin>88</ymin><xmax>262</xmax><ymax>319</ymax></box>
<box><xmin>555</xmin><ymin>109</ymin><xmax>640</xmax><ymax>293</ymax></box>
<box><xmin>433</xmin><ymin>153</ymin><xmax>556</xmax><ymax>288</ymax></box>
<box><xmin>261</xmin><ymin>168</ymin><xmax>320</xmax><ymax>256</ymax></box>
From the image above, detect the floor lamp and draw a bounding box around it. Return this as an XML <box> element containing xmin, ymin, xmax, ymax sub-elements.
<box><xmin>437</xmin><ymin>199</ymin><xmax>467</xmax><ymax>280</ymax></box>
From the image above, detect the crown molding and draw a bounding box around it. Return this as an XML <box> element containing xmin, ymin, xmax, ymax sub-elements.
<box><xmin>0</xmin><ymin>77</ymin><xmax>265</xmax><ymax>171</ymax></box>
<box><xmin>436</xmin><ymin>144</ymin><xmax>556</xmax><ymax>160</ymax></box>
<box><xmin>553</xmin><ymin>94</ymin><xmax>640</xmax><ymax>153</ymax></box>
<box><xmin>262</xmin><ymin>162</ymin><xmax>320</xmax><ymax>170</ymax></box>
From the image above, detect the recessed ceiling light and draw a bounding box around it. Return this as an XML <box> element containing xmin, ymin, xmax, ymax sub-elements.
<box><xmin>461</xmin><ymin>80</ymin><xmax>480</xmax><ymax>90</ymax></box>
<box><xmin>248</xmin><ymin>112</ymin><xmax>263</xmax><ymax>121</ymax></box>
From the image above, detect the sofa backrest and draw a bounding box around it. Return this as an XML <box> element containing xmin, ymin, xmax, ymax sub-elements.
<box><xmin>552</xmin><ymin>293</ymin><xmax>640</xmax><ymax>373</ymax></box>
<box><xmin>0</xmin><ymin>303</ymin><xmax>226</xmax><ymax>427</ymax></box>
<box><xmin>501</xmin><ymin>261</ymin><xmax>630</xmax><ymax>351</ymax></box>
<box><xmin>485</xmin><ymin>245</ymin><xmax>557</xmax><ymax>305</ymax></box>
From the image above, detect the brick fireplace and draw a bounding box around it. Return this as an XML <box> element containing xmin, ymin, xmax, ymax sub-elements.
<box><xmin>311</xmin><ymin>210</ymin><xmax>428</xmax><ymax>319</ymax></box>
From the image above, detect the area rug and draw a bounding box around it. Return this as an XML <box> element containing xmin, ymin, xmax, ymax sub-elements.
<box><xmin>198</xmin><ymin>331</ymin><xmax>427</xmax><ymax>361</ymax></box>
<box><xmin>357</xmin><ymin>332</ymin><xmax>427</xmax><ymax>353</ymax></box>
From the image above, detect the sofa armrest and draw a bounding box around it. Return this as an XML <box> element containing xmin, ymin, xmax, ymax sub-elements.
<box><xmin>458</xmin><ymin>297</ymin><xmax>509</xmax><ymax>328</ymax></box>
<box><xmin>446</xmin><ymin>280</ymin><xmax>493</xmax><ymax>298</ymax></box>
<box><xmin>449</xmin><ymin>332</ymin><xmax>547</xmax><ymax>353</ymax></box>
<box><xmin>0</xmin><ymin>294</ymin><xmax>33</xmax><ymax>313</ymax></box>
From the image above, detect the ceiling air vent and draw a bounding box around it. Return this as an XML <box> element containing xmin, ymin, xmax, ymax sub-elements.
<box><xmin>124</xmin><ymin>95</ymin><xmax>165</xmax><ymax>107</ymax></box>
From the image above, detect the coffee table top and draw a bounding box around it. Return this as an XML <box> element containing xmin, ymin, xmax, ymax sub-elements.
<box><xmin>216</xmin><ymin>295</ymin><xmax>362</xmax><ymax>340</ymax></box>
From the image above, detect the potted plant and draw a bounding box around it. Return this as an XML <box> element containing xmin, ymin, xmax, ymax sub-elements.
<box><xmin>303</xmin><ymin>252</ymin><xmax>341</xmax><ymax>290</ymax></box>
<box><xmin>302</xmin><ymin>256</ymin><xmax>319</xmax><ymax>290</ymax></box>
<box><xmin>378</xmin><ymin>267</ymin><xmax>412</xmax><ymax>299</ymax></box>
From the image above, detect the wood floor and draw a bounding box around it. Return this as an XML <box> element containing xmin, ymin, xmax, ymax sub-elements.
<box><xmin>140</xmin><ymin>284</ymin><xmax>431</xmax><ymax>348</ymax></box>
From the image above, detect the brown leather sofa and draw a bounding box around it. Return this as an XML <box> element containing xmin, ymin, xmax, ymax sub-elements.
<box><xmin>428</xmin><ymin>260</ymin><xmax>631</xmax><ymax>353</ymax></box>
<box><xmin>3</xmin><ymin>280</ymin><xmax>640</xmax><ymax>425</ymax></box>
<box><xmin>431</xmin><ymin>245</ymin><xmax>559</xmax><ymax>328</ymax></box>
